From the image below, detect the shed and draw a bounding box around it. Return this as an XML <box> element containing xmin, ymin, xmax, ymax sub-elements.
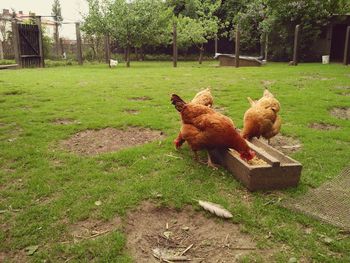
<box><xmin>313</xmin><ymin>15</ymin><xmax>350</xmax><ymax>62</ymax></box>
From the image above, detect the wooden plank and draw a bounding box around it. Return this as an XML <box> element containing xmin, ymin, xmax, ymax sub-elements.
<box><xmin>36</xmin><ymin>17</ymin><xmax>45</xmax><ymax>68</ymax></box>
<box><xmin>235</xmin><ymin>24</ymin><xmax>240</xmax><ymax>68</ymax></box>
<box><xmin>209</xmin><ymin>145</ymin><xmax>302</xmax><ymax>191</ymax></box>
<box><xmin>343</xmin><ymin>26</ymin><xmax>350</xmax><ymax>65</ymax></box>
<box><xmin>20</xmin><ymin>55</ymin><xmax>41</xmax><ymax>58</ymax></box>
<box><xmin>250</xmin><ymin>138</ymin><xmax>301</xmax><ymax>165</ymax></box>
<box><xmin>246</xmin><ymin>141</ymin><xmax>280</xmax><ymax>167</ymax></box>
<box><xmin>173</xmin><ymin>23</ymin><xmax>177</xmax><ymax>68</ymax></box>
<box><xmin>292</xmin><ymin>25</ymin><xmax>300</xmax><ymax>65</ymax></box>
<box><xmin>0</xmin><ymin>64</ymin><xmax>19</xmax><ymax>70</ymax></box>
<box><xmin>11</xmin><ymin>20</ymin><xmax>22</xmax><ymax>68</ymax></box>
<box><xmin>75</xmin><ymin>22</ymin><xmax>83</xmax><ymax>65</ymax></box>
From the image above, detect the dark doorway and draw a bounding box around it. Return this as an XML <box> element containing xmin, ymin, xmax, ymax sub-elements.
<box><xmin>330</xmin><ymin>24</ymin><xmax>347</xmax><ymax>61</ymax></box>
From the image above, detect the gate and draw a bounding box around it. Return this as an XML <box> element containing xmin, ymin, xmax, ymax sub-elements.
<box><xmin>12</xmin><ymin>19</ymin><xmax>44</xmax><ymax>68</ymax></box>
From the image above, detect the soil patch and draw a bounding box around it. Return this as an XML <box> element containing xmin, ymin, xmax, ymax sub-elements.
<box><xmin>123</xmin><ymin>109</ymin><xmax>140</xmax><ymax>115</ymax></box>
<box><xmin>67</xmin><ymin>216</ymin><xmax>122</xmax><ymax>242</ymax></box>
<box><xmin>60</xmin><ymin>127</ymin><xmax>165</xmax><ymax>155</ymax></box>
<box><xmin>125</xmin><ymin>201</ymin><xmax>267</xmax><ymax>263</ymax></box>
<box><xmin>52</xmin><ymin>118</ymin><xmax>79</xmax><ymax>125</ymax></box>
<box><xmin>330</xmin><ymin>107</ymin><xmax>350</xmax><ymax>120</ymax></box>
<box><xmin>268</xmin><ymin>134</ymin><xmax>302</xmax><ymax>155</ymax></box>
<box><xmin>308</xmin><ymin>122</ymin><xmax>340</xmax><ymax>131</ymax></box>
<box><xmin>128</xmin><ymin>96</ymin><xmax>152</xmax><ymax>101</ymax></box>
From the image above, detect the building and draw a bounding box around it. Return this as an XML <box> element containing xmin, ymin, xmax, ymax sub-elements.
<box><xmin>314</xmin><ymin>15</ymin><xmax>350</xmax><ymax>62</ymax></box>
<box><xmin>1</xmin><ymin>9</ymin><xmax>56</xmax><ymax>38</ymax></box>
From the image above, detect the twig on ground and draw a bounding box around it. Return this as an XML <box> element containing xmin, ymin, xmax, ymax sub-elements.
<box><xmin>179</xmin><ymin>243</ymin><xmax>193</xmax><ymax>256</ymax></box>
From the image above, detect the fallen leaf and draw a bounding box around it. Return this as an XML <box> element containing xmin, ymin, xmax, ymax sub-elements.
<box><xmin>163</xmin><ymin>231</ymin><xmax>172</xmax><ymax>239</ymax></box>
<box><xmin>25</xmin><ymin>245</ymin><xmax>39</xmax><ymax>255</ymax></box>
<box><xmin>323</xmin><ymin>236</ymin><xmax>333</xmax><ymax>244</ymax></box>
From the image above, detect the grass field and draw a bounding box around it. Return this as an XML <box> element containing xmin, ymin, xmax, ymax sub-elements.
<box><xmin>0</xmin><ymin>61</ymin><xmax>349</xmax><ymax>262</ymax></box>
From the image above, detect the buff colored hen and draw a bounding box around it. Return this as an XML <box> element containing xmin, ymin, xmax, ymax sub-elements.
<box><xmin>191</xmin><ymin>88</ymin><xmax>213</xmax><ymax>107</ymax></box>
<box><xmin>242</xmin><ymin>88</ymin><xmax>282</xmax><ymax>143</ymax></box>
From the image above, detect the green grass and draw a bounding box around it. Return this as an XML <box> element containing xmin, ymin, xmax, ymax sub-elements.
<box><xmin>0</xmin><ymin>61</ymin><xmax>349</xmax><ymax>262</ymax></box>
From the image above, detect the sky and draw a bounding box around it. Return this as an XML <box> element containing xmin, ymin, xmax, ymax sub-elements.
<box><xmin>1</xmin><ymin>0</ymin><xmax>88</xmax><ymax>39</ymax></box>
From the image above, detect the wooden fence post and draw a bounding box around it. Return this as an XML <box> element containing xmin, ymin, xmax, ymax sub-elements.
<box><xmin>104</xmin><ymin>34</ymin><xmax>111</xmax><ymax>64</ymax></box>
<box><xmin>265</xmin><ymin>33</ymin><xmax>269</xmax><ymax>61</ymax></box>
<box><xmin>292</xmin><ymin>25</ymin><xmax>300</xmax><ymax>65</ymax></box>
<box><xmin>343</xmin><ymin>26</ymin><xmax>350</xmax><ymax>65</ymax></box>
<box><xmin>11</xmin><ymin>19</ymin><xmax>22</xmax><ymax>68</ymax></box>
<box><xmin>75</xmin><ymin>22</ymin><xmax>83</xmax><ymax>65</ymax></box>
<box><xmin>36</xmin><ymin>16</ymin><xmax>45</xmax><ymax>68</ymax></box>
<box><xmin>173</xmin><ymin>23</ymin><xmax>177</xmax><ymax>68</ymax></box>
<box><xmin>235</xmin><ymin>24</ymin><xmax>240</xmax><ymax>68</ymax></box>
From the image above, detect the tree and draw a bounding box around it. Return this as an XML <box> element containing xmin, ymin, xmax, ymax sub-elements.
<box><xmin>174</xmin><ymin>0</ymin><xmax>221</xmax><ymax>64</ymax></box>
<box><xmin>52</xmin><ymin>0</ymin><xmax>63</xmax><ymax>57</ymax></box>
<box><xmin>52</xmin><ymin>0</ymin><xmax>63</xmax><ymax>23</ymax></box>
<box><xmin>83</xmin><ymin>0</ymin><xmax>172</xmax><ymax>67</ymax></box>
<box><xmin>265</xmin><ymin>0</ymin><xmax>350</xmax><ymax>61</ymax></box>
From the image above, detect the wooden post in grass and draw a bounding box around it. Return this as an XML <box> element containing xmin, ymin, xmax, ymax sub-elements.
<box><xmin>343</xmin><ymin>26</ymin><xmax>350</xmax><ymax>65</ymax></box>
<box><xmin>265</xmin><ymin>33</ymin><xmax>269</xmax><ymax>61</ymax></box>
<box><xmin>292</xmin><ymin>25</ymin><xmax>300</xmax><ymax>65</ymax></box>
<box><xmin>36</xmin><ymin>16</ymin><xmax>45</xmax><ymax>68</ymax></box>
<box><xmin>173</xmin><ymin>22</ymin><xmax>177</xmax><ymax>67</ymax></box>
<box><xmin>235</xmin><ymin>24</ymin><xmax>240</xmax><ymax>68</ymax></box>
<box><xmin>104</xmin><ymin>34</ymin><xmax>111</xmax><ymax>64</ymax></box>
<box><xmin>11</xmin><ymin>19</ymin><xmax>21</xmax><ymax>68</ymax></box>
<box><xmin>75</xmin><ymin>22</ymin><xmax>83</xmax><ymax>65</ymax></box>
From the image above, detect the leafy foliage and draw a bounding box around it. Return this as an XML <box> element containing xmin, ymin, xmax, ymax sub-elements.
<box><xmin>51</xmin><ymin>0</ymin><xmax>63</xmax><ymax>23</ymax></box>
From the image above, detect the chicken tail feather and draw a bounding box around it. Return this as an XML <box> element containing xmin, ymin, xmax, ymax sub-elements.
<box><xmin>171</xmin><ymin>94</ymin><xmax>186</xmax><ymax>112</ymax></box>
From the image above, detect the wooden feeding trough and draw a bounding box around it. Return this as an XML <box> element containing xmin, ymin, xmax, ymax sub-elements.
<box><xmin>209</xmin><ymin>138</ymin><xmax>302</xmax><ymax>191</ymax></box>
<box><xmin>214</xmin><ymin>53</ymin><xmax>264</xmax><ymax>67</ymax></box>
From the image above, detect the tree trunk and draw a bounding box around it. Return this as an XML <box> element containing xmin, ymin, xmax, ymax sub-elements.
<box><xmin>198</xmin><ymin>45</ymin><xmax>204</xmax><ymax>64</ymax></box>
<box><xmin>135</xmin><ymin>47</ymin><xmax>139</xmax><ymax>61</ymax></box>
<box><xmin>126</xmin><ymin>43</ymin><xmax>130</xmax><ymax>67</ymax></box>
<box><xmin>140</xmin><ymin>46</ymin><xmax>144</xmax><ymax>61</ymax></box>
<box><xmin>0</xmin><ymin>40</ymin><xmax>4</xmax><ymax>60</ymax></box>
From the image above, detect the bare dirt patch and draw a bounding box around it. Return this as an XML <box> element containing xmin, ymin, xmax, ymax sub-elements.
<box><xmin>268</xmin><ymin>134</ymin><xmax>302</xmax><ymax>155</ymax></box>
<box><xmin>52</xmin><ymin>118</ymin><xmax>79</xmax><ymax>125</ymax></box>
<box><xmin>128</xmin><ymin>96</ymin><xmax>152</xmax><ymax>101</ymax></box>
<box><xmin>308</xmin><ymin>122</ymin><xmax>340</xmax><ymax>131</ymax></box>
<box><xmin>60</xmin><ymin>127</ymin><xmax>165</xmax><ymax>155</ymax></box>
<box><xmin>330</xmin><ymin>107</ymin><xmax>350</xmax><ymax>120</ymax></box>
<box><xmin>125</xmin><ymin>201</ymin><xmax>268</xmax><ymax>263</ymax></box>
<box><xmin>123</xmin><ymin>109</ymin><xmax>140</xmax><ymax>115</ymax></box>
<box><xmin>66</xmin><ymin>216</ymin><xmax>122</xmax><ymax>242</ymax></box>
